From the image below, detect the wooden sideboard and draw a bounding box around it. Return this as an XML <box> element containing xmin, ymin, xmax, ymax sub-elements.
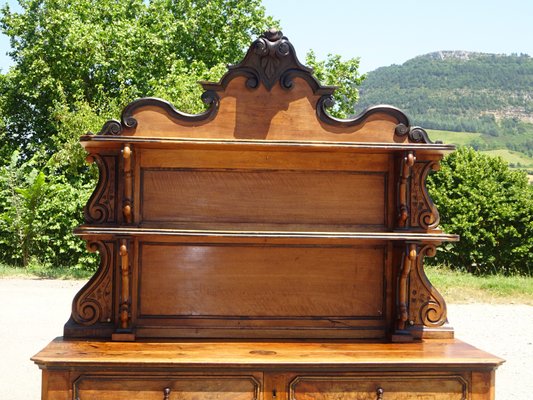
<box><xmin>33</xmin><ymin>29</ymin><xmax>503</xmax><ymax>399</ymax></box>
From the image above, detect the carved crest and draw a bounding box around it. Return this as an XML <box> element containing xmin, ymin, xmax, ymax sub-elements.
<box><xmin>202</xmin><ymin>28</ymin><xmax>332</xmax><ymax>94</ymax></box>
<box><xmin>90</xmin><ymin>29</ymin><xmax>444</xmax><ymax>145</ymax></box>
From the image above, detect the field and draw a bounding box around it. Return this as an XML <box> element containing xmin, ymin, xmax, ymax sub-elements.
<box><xmin>426</xmin><ymin>129</ymin><xmax>484</xmax><ymax>146</ymax></box>
<box><xmin>2</xmin><ymin>263</ymin><xmax>531</xmax><ymax>304</ymax></box>
<box><xmin>482</xmin><ymin>149</ymin><xmax>533</xmax><ymax>168</ymax></box>
<box><xmin>426</xmin><ymin>129</ymin><xmax>533</xmax><ymax>180</ymax></box>
<box><xmin>426</xmin><ymin>265</ymin><xmax>533</xmax><ymax>304</ymax></box>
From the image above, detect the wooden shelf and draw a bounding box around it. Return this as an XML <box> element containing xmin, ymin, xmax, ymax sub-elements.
<box><xmin>80</xmin><ymin>135</ymin><xmax>456</xmax><ymax>152</ymax></box>
<box><xmin>74</xmin><ymin>226</ymin><xmax>459</xmax><ymax>242</ymax></box>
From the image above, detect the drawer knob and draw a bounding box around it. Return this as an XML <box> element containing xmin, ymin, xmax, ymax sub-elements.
<box><xmin>376</xmin><ymin>387</ymin><xmax>384</xmax><ymax>399</ymax></box>
<box><xmin>163</xmin><ymin>387</ymin><xmax>171</xmax><ymax>400</ymax></box>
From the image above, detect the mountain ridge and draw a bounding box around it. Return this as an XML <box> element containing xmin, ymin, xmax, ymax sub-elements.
<box><xmin>357</xmin><ymin>51</ymin><xmax>533</xmax><ymax>157</ymax></box>
<box><xmin>413</xmin><ymin>50</ymin><xmax>526</xmax><ymax>62</ymax></box>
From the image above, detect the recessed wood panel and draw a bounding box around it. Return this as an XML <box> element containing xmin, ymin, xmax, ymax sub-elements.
<box><xmin>75</xmin><ymin>375</ymin><xmax>259</xmax><ymax>400</ymax></box>
<box><xmin>290</xmin><ymin>375</ymin><xmax>467</xmax><ymax>400</ymax></box>
<box><xmin>139</xmin><ymin>243</ymin><xmax>384</xmax><ymax>318</ymax></box>
<box><xmin>141</xmin><ymin>169</ymin><xmax>386</xmax><ymax>229</ymax></box>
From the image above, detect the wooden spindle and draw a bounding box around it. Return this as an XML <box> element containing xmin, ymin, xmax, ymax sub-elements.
<box><xmin>119</xmin><ymin>239</ymin><xmax>129</xmax><ymax>330</ymax></box>
<box><xmin>122</xmin><ymin>143</ymin><xmax>133</xmax><ymax>223</ymax></box>
<box><xmin>398</xmin><ymin>151</ymin><xmax>415</xmax><ymax>227</ymax></box>
<box><xmin>398</xmin><ymin>243</ymin><xmax>417</xmax><ymax>330</ymax></box>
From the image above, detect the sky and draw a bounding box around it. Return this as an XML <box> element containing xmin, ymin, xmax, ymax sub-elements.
<box><xmin>262</xmin><ymin>0</ymin><xmax>533</xmax><ymax>73</ymax></box>
<box><xmin>0</xmin><ymin>0</ymin><xmax>532</xmax><ymax>73</ymax></box>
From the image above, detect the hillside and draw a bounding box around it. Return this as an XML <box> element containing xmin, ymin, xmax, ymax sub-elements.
<box><xmin>357</xmin><ymin>51</ymin><xmax>533</xmax><ymax>157</ymax></box>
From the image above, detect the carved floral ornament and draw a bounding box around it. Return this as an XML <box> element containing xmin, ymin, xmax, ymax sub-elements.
<box><xmin>97</xmin><ymin>29</ymin><xmax>434</xmax><ymax>144</ymax></box>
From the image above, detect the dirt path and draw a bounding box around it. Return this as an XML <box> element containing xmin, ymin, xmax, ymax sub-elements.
<box><xmin>0</xmin><ymin>279</ymin><xmax>531</xmax><ymax>399</ymax></box>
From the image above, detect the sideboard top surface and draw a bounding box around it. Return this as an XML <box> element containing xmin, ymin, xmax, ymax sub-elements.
<box><xmin>33</xmin><ymin>338</ymin><xmax>503</xmax><ymax>370</ymax></box>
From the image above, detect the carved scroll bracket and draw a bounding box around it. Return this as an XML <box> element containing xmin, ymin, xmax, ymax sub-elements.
<box><xmin>408</xmin><ymin>244</ymin><xmax>452</xmax><ymax>339</ymax></box>
<box><xmin>84</xmin><ymin>154</ymin><xmax>118</xmax><ymax>224</ymax></box>
<box><xmin>411</xmin><ymin>160</ymin><xmax>441</xmax><ymax>230</ymax></box>
<box><xmin>393</xmin><ymin>242</ymin><xmax>451</xmax><ymax>341</ymax></box>
<box><xmin>70</xmin><ymin>241</ymin><xmax>114</xmax><ymax>327</ymax></box>
<box><xmin>397</xmin><ymin>151</ymin><xmax>416</xmax><ymax>228</ymax></box>
<box><xmin>122</xmin><ymin>143</ymin><xmax>133</xmax><ymax>224</ymax></box>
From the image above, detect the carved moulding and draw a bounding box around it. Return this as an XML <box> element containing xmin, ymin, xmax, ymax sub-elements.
<box><xmin>68</xmin><ymin>241</ymin><xmax>114</xmax><ymax>329</ymax></box>
<box><xmin>84</xmin><ymin>154</ymin><xmax>119</xmax><ymax>224</ymax></box>
<box><xmin>97</xmin><ymin>92</ymin><xmax>220</xmax><ymax>136</ymax></box>
<box><xmin>313</xmin><ymin>112</ymin><xmax>437</xmax><ymax>143</ymax></box>
<box><xmin>410</xmin><ymin>160</ymin><xmax>441</xmax><ymax>230</ymax></box>
<box><xmin>314</xmin><ymin>93</ymin><xmax>436</xmax><ymax>144</ymax></box>
<box><xmin>395</xmin><ymin>124</ymin><xmax>438</xmax><ymax>144</ymax></box>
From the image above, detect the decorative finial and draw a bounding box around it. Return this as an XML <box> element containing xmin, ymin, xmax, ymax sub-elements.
<box><xmin>263</xmin><ymin>28</ymin><xmax>283</xmax><ymax>41</ymax></box>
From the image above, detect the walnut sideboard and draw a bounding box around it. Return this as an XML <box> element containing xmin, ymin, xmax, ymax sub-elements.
<box><xmin>33</xmin><ymin>29</ymin><xmax>503</xmax><ymax>400</ymax></box>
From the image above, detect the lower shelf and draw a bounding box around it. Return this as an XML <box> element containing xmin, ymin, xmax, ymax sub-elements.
<box><xmin>33</xmin><ymin>338</ymin><xmax>503</xmax><ymax>400</ymax></box>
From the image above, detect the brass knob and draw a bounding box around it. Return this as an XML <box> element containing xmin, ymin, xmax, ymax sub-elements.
<box><xmin>163</xmin><ymin>387</ymin><xmax>171</xmax><ymax>400</ymax></box>
<box><xmin>376</xmin><ymin>387</ymin><xmax>384</xmax><ymax>399</ymax></box>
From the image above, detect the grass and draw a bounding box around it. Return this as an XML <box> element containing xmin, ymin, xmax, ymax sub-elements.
<box><xmin>426</xmin><ymin>265</ymin><xmax>533</xmax><ymax>305</ymax></box>
<box><xmin>0</xmin><ymin>263</ymin><xmax>93</xmax><ymax>280</ymax></box>
<box><xmin>481</xmin><ymin>149</ymin><xmax>533</xmax><ymax>167</ymax></box>
<box><xmin>426</xmin><ymin>129</ymin><xmax>483</xmax><ymax>146</ymax></box>
<box><xmin>2</xmin><ymin>262</ymin><xmax>531</xmax><ymax>304</ymax></box>
<box><xmin>426</xmin><ymin>129</ymin><xmax>533</xmax><ymax>177</ymax></box>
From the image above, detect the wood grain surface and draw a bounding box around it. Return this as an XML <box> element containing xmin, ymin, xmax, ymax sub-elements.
<box><xmin>139</xmin><ymin>244</ymin><xmax>384</xmax><ymax>317</ymax></box>
<box><xmin>127</xmin><ymin>77</ymin><xmax>403</xmax><ymax>142</ymax></box>
<box><xmin>33</xmin><ymin>338</ymin><xmax>503</xmax><ymax>369</ymax></box>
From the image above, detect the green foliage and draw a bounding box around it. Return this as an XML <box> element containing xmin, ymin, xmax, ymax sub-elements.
<box><xmin>305</xmin><ymin>50</ymin><xmax>366</xmax><ymax>118</ymax></box>
<box><xmin>0</xmin><ymin>1</ymin><xmax>368</xmax><ymax>272</ymax></box>
<box><xmin>0</xmin><ymin>0</ymin><xmax>277</xmax><ymax>271</ymax></box>
<box><xmin>427</xmin><ymin>147</ymin><xmax>533</xmax><ymax>276</ymax></box>
<box><xmin>0</xmin><ymin>0</ymin><xmax>277</xmax><ymax>158</ymax></box>
<box><xmin>358</xmin><ymin>52</ymin><xmax>533</xmax><ymax>157</ymax></box>
<box><xmin>0</xmin><ymin>151</ymin><xmax>98</xmax><ymax>269</ymax></box>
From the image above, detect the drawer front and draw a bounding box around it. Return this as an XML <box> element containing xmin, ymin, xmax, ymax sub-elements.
<box><xmin>74</xmin><ymin>374</ymin><xmax>260</xmax><ymax>400</ymax></box>
<box><xmin>290</xmin><ymin>375</ymin><xmax>468</xmax><ymax>400</ymax></box>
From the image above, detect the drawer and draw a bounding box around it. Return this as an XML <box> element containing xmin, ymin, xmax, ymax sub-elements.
<box><xmin>290</xmin><ymin>375</ymin><xmax>468</xmax><ymax>400</ymax></box>
<box><xmin>74</xmin><ymin>374</ymin><xmax>261</xmax><ymax>400</ymax></box>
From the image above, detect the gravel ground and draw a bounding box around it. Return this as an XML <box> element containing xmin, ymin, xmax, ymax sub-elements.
<box><xmin>0</xmin><ymin>278</ymin><xmax>531</xmax><ymax>399</ymax></box>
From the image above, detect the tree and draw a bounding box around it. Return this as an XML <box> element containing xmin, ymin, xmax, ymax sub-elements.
<box><xmin>0</xmin><ymin>0</ymin><xmax>277</xmax><ymax>160</ymax></box>
<box><xmin>0</xmin><ymin>150</ymin><xmax>97</xmax><ymax>269</ymax></box>
<box><xmin>305</xmin><ymin>50</ymin><xmax>366</xmax><ymax>118</ymax></box>
<box><xmin>427</xmin><ymin>147</ymin><xmax>533</xmax><ymax>276</ymax></box>
<box><xmin>0</xmin><ymin>1</ymin><xmax>368</xmax><ymax>270</ymax></box>
<box><xmin>0</xmin><ymin>0</ymin><xmax>277</xmax><ymax>268</ymax></box>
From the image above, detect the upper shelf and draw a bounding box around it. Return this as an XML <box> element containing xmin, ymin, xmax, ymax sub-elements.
<box><xmin>74</xmin><ymin>226</ymin><xmax>459</xmax><ymax>243</ymax></box>
<box><xmin>80</xmin><ymin>135</ymin><xmax>456</xmax><ymax>152</ymax></box>
<box><xmin>83</xmin><ymin>30</ymin><xmax>452</xmax><ymax>150</ymax></box>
